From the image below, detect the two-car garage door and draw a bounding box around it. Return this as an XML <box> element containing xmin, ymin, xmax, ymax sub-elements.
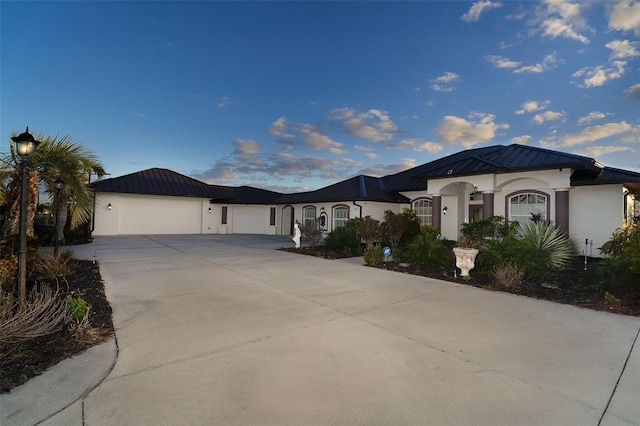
<box><xmin>118</xmin><ymin>196</ymin><xmax>203</xmax><ymax>235</ymax></box>
<box><xmin>94</xmin><ymin>193</ymin><xmax>271</xmax><ymax>235</ymax></box>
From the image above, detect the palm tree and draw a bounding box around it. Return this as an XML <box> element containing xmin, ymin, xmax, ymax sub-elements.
<box><xmin>2</xmin><ymin>132</ymin><xmax>106</xmax><ymax>243</ymax></box>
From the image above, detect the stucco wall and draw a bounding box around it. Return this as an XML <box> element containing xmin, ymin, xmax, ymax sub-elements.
<box><xmin>570</xmin><ymin>184</ymin><xmax>624</xmax><ymax>256</ymax></box>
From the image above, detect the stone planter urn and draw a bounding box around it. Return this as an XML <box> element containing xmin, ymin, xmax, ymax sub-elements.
<box><xmin>453</xmin><ymin>247</ymin><xmax>479</xmax><ymax>277</ymax></box>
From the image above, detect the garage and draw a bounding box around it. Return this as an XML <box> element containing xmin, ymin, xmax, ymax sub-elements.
<box><xmin>118</xmin><ymin>195</ymin><xmax>203</xmax><ymax>235</ymax></box>
<box><xmin>230</xmin><ymin>205</ymin><xmax>268</xmax><ymax>234</ymax></box>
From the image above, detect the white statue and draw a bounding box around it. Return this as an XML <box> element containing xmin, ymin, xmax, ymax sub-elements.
<box><xmin>293</xmin><ymin>222</ymin><xmax>301</xmax><ymax>248</ymax></box>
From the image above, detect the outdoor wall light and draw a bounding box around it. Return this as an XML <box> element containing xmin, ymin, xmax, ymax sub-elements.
<box><xmin>442</xmin><ymin>206</ymin><xmax>448</xmax><ymax>215</ymax></box>
<box><xmin>108</xmin><ymin>203</ymin><xmax>112</xmax><ymax>210</ymax></box>
<box><xmin>208</xmin><ymin>207</ymin><xmax>212</xmax><ymax>214</ymax></box>
<box><xmin>320</xmin><ymin>207</ymin><xmax>325</xmax><ymax>214</ymax></box>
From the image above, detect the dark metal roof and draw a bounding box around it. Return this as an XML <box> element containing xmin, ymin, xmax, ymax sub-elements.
<box><xmin>222</xmin><ymin>186</ymin><xmax>282</xmax><ymax>204</ymax></box>
<box><xmin>275</xmin><ymin>175</ymin><xmax>409</xmax><ymax>205</ymax></box>
<box><xmin>91</xmin><ymin>146</ymin><xmax>640</xmax><ymax>205</ymax></box>
<box><xmin>89</xmin><ymin>168</ymin><xmax>235</xmax><ymax>199</ymax></box>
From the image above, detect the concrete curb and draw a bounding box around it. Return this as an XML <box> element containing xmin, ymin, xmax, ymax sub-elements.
<box><xmin>0</xmin><ymin>336</ymin><xmax>118</xmax><ymax>426</ymax></box>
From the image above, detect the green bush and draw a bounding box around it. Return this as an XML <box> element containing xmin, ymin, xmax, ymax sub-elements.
<box><xmin>66</xmin><ymin>294</ymin><xmax>90</xmax><ymax>319</ymax></box>
<box><xmin>364</xmin><ymin>245</ymin><xmax>384</xmax><ymax>266</ymax></box>
<box><xmin>461</xmin><ymin>216</ymin><xmax>519</xmax><ymax>250</ymax></box>
<box><xmin>324</xmin><ymin>225</ymin><xmax>362</xmax><ymax>256</ymax></box>
<box><xmin>382</xmin><ymin>209</ymin><xmax>421</xmax><ymax>250</ymax></box>
<box><xmin>585</xmin><ymin>222</ymin><xmax>640</xmax><ymax>300</ymax></box>
<box><xmin>404</xmin><ymin>229</ymin><xmax>451</xmax><ymax>267</ymax></box>
<box><xmin>515</xmin><ymin>221</ymin><xmax>575</xmax><ymax>275</ymax></box>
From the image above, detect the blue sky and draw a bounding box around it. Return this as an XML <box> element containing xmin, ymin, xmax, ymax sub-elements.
<box><xmin>2</xmin><ymin>1</ymin><xmax>639</xmax><ymax>192</ymax></box>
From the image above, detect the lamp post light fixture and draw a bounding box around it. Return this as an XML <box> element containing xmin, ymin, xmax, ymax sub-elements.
<box><xmin>11</xmin><ymin>127</ymin><xmax>41</xmax><ymax>304</ymax></box>
<box><xmin>54</xmin><ymin>176</ymin><xmax>65</xmax><ymax>256</ymax></box>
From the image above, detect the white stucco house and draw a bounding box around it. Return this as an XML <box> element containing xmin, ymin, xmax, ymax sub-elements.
<box><xmin>90</xmin><ymin>144</ymin><xmax>639</xmax><ymax>255</ymax></box>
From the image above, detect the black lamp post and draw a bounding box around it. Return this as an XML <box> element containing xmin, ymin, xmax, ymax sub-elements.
<box><xmin>54</xmin><ymin>176</ymin><xmax>65</xmax><ymax>256</ymax></box>
<box><xmin>11</xmin><ymin>127</ymin><xmax>41</xmax><ymax>304</ymax></box>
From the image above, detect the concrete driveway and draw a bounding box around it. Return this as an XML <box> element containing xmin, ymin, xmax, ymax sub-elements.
<box><xmin>4</xmin><ymin>235</ymin><xmax>640</xmax><ymax>425</ymax></box>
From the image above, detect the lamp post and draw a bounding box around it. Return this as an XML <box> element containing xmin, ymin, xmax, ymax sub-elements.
<box><xmin>54</xmin><ymin>176</ymin><xmax>65</xmax><ymax>256</ymax></box>
<box><xmin>11</xmin><ymin>127</ymin><xmax>41</xmax><ymax>304</ymax></box>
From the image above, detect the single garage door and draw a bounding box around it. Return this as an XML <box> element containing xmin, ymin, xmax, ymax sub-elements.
<box><xmin>232</xmin><ymin>206</ymin><xmax>266</xmax><ymax>234</ymax></box>
<box><xmin>119</xmin><ymin>196</ymin><xmax>202</xmax><ymax>234</ymax></box>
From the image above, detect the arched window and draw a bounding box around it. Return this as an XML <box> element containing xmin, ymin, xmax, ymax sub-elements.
<box><xmin>413</xmin><ymin>198</ymin><xmax>433</xmax><ymax>227</ymax></box>
<box><xmin>333</xmin><ymin>205</ymin><xmax>349</xmax><ymax>229</ymax></box>
<box><xmin>303</xmin><ymin>206</ymin><xmax>316</xmax><ymax>227</ymax></box>
<box><xmin>508</xmin><ymin>191</ymin><xmax>548</xmax><ymax>227</ymax></box>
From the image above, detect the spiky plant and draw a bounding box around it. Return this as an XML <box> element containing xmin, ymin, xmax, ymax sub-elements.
<box><xmin>516</xmin><ymin>221</ymin><xmax>575</xmax><ymax>271</ymax></box>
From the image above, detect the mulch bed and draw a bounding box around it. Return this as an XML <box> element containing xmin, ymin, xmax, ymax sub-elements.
<box><xmin>280</xmin><ymin>246</ymin><xmax>640</xmax><ymax>316</ymax></box>
<box><xmin>1</xmin><ymin>260</ymin><xmax>114</xmax><ymax>393</ymax></box>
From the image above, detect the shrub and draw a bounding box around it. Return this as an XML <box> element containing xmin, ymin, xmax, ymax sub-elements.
<box><xmin>358</xmin><ymin>217</ymin><xmax>383</xmax><ymax>249</ymax></box>
<box><xmin>404</xmin><ymin>229</ymin><xmax>451</xmax><ymax>267</ymax></box>
<box><xmin>492</xmin><ymin>263</ymin><xmax>526</xmax><ymax>290</ymax></box>
<box><xmin>382</xmin><ymin>209</ymin><xmax>421</xmax><ymax>250</ymax></box>
<box><xmin>584</xmin><ymin>251</ymin><xmax>640</xmax><ymax>300</ymax></box>
<box><xmin>324</xmin><ymin>225</ymin><xmax>362</xmax><ymax>256</ymax></box>
<box><xmin>299</xmin><ymin>220</ymin><xmax>323</xmax><ymax>248</ymax></box>
<box><xmin>363</xmin><ymin>245</ymin><xmax>384</xmax><ymax>266</ymax></box>
<box><xmin>66</xmin><ymin>294</ymin><xmax>90</xmax><ymax>319</ymax></box>
<box><xmin>30</xmin><ymin>251</ymin><xmax>75</xmax><ymax>290</ymax></box>
<box><xmin>0</xmin><ymin>286</ymin><xmax>70</xmax><ymax>344</ymax></box>
<box><xmin>515</xmin><ymin>221</ymin><xmax>575</xmax><ymax>275</ymax></box>
<box><xmin>461</xmin><ymin>216</ymin><xmax>519</xmax><ymax>243</ymax></box>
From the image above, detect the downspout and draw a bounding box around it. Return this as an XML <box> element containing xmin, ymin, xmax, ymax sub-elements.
<box><xmin>353</xmin><ymin>201</ymin><xmax>363</xmax><ymax>218</ymax></box>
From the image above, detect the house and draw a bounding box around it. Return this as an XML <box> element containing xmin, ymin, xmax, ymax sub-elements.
<box><xmin>90</xmin><ymin>144</ymin><xmax>640</xmax><ymax>255</ymax></box>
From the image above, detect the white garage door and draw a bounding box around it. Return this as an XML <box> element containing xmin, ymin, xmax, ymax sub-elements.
<box><xmin>232</xmin><ymin>206</ymin><xmax>266</xmax><ymax>234</ymax></box>
<box><xmin>119</xmin><ymin>197</ymin><xmax>202</xmax><ymax>235</ymax></box>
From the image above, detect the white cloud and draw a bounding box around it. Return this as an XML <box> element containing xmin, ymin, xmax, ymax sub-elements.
<box><xmin>537</xmin><ymin>0</ymin><xmax>591</xmax><ymax>44</ymax></box>
<box><xmin>515</xmin><ymin>100</ymin><xmax>551</xmax><ymax>115</ymax></box>
<box><xmin>341</xmin><ymin>109</ymin><xmax>399</xmax><ymax>142</ymax></box>
<box><xmin>133</xmin><ymin>112</ymin><xmax>146</xmax><ymax>118</ymax></box>
<box><xmin>461</xmin><ymin>1</ymin><xmax>502</xmax><ymax>23</ymax></box>
<box><xmin>514</xmin><ymin>51</ymin><xmax>562</xmax><ymax>73</ymax></box>
<box><xmin>548</xmin><ymin>121</ymin><xmax>636</xmax><ymax>147</ymax></box>
<box><xmin>577</xmin><ymin>111</ymin><xmax>607</xmax><ymax>126</ymax></box>
<box><xmin>486</xmin><ymin>55</ymin><xmax>521</xmax><ymax>69</ymax></box>
<box><xmin>606</xmin><ymin>39</ymin><xmax>640</xmax><ymax>59</ymax></box>
<box><xmin>626</xmin><ymin>83</ymin><xmax>640</xmax><ymax>101</ymax></box>
<box><xmin>300</xmin><ymin>124</ymin><xmax>346</xmax><ymax>155</ymax></box>
<box><xmin>364</xmin><ymin>152</ymin><xmax>379</xmax><ymax>160</ymax></box>
<box><xmin>511</xmin><ymin>135</ymin><xmax>533</xmax><ymax>144</ymax></box>
<box><xmin>395</xmin><ymin>139</ymin><xmax>443</xmax><ymax>153</ymax></box>
<box><xmin>233</xmin><ymin>138</ymin><xmax>260</xmax><ymax>156</ymax></box>
<box><xmin>541</xmin><ymin>17</ymin><xmax>589</xmax><ymax>44</ymax></box>
<box><xmin>429</xmin><ymin>72</ymin><xmax>461</xmax><ymax>92</ymax></box>
<box><xmin>532</xmin><ymin>110</ymin><xmax>565</xmax><ymax>124</ymax></box>
<box><xmin>608</xmin><ymin>0</ymin><xmax>640</xmax><ymax>36</ymax></box>
<box><xmin>268</xmin><ymin>117</ymin><xmax>295</xmax><ymax>139</ymax></box>
<box><xmin>574</xmin><ymin>145</ymin><xmax>633</xmax><ymax>158</ymax></box>
<box><xmin>572</xmin><ymin>61</ymin><xmax>627</xmax><ymax>87</ymax></box>
<box><xmin>436</xmin><ymin>112</ymin><xmax>509</xmax><ymax>148</ymax></box>
<box><xmin>358</xmin><ymin>158</ymin><xmax>417</xmax><ymax>178</ymax></box>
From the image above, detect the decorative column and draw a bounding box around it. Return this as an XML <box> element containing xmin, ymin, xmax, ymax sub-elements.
<box><xmin>555</xmin><ymin>188</ymin><xmax>570</xmax><ymax>234</ymax></box>
<box><xmin>432</xmin><ymin>194</ymin><xmax>441</xmax><ymax>232</ymax></box>
<box><xmin>482</xmin><ymin>191</ymin><xmax>494</xmax><ymax>219</ymax></box>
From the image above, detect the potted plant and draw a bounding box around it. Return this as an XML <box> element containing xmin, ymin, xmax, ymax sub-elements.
<box><xmin>453</xmin><ymin>234</ymin><xmax>480</xmax><ymax>277</ymax></box>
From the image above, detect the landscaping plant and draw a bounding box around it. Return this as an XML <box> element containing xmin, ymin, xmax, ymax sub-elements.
<box><xmin>515</xmin><ymin>221</ymin><xmax>575</xmax><ymax>276</ymax></box>
<box><xmin>585</xmin><ymin>221</ymin><xmax>640</xmax><ymax>300</ymax></box>
<box><xmin>404</xmin><ymin>227</ymin><xmax>451</xmax><ymax>268</ymax></box>
<box><xmin>323</xmin><ymin>222</ymin><xmax>362</xmax><ymax>256</ymax></box>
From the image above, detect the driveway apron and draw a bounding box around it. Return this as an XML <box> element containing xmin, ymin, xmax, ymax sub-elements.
<box><xmin>34</xmin><ymin>236</ymin><xmax>640</xmax><ymax>425</ymax></box>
